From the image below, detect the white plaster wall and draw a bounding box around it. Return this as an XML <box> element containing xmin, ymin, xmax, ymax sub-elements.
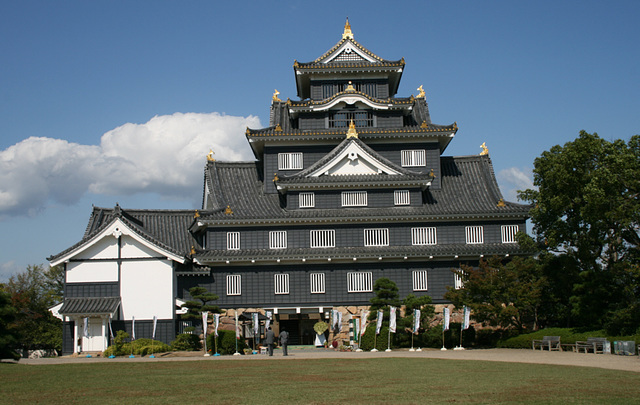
<box><xmin>120</xmin><ymin>235</ymin><xmax>163</xmax><ymax>258</ymax></box>
<box><xmin>120</xmin><ymin>260</ymin><xmax>173</xmax><ymax>320</ymax></box>
<box><xmin>75</xmin><ymin>236</ymin><xmax>119</xmax><ymax>260</ymax></box>
<box><xmin>66</xmin><ymin>261</ymin><xmax>119</xmax><ymax>283</ymax></box>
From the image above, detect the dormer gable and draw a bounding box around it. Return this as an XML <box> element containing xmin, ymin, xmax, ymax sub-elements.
<box><xmin>307</xmin><ymin>138</ymin><xmax>401</xmax><ymax>177</ymax></box>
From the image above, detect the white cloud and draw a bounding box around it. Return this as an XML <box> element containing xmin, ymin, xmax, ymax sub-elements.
<box><xmin>497</xmin><ymin>167</ymin><xmax>535</xmax><ymax>202</ymax></box>
<box><xmin>0</xmin><ymin>112</ymin><xmax>260</xmax><ymax>219</ymax></box>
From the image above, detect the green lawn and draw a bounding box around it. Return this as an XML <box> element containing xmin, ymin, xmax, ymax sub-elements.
<box><xmin>1</xmin><ymin>358</ymin><xmax>639</xmax><ymax>404</ymax></box>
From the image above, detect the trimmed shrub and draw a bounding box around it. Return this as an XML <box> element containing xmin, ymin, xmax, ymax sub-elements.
<box><xmin>171</xmin><ymin>333</ymin><xmax>201</xmax><ymax>351</ymax></box>
<box><xmin>359</xmin><ymin>325</ymin><xmax>393</xmax><ymax>351</ymax></box>
<box><xmin>207</xmin><ymin>329</ymin><xmax>247</xmax><ymax>355</ymax></box>
<box><xmin>103</xmin><ymin>335</ymin><xmax>170</xmax><ymax>357</ymax></box>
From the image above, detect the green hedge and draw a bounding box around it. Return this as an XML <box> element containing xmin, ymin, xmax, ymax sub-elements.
<box><xmin>104</xmin><ymin>337</ymin><xmax>170</xmax><ymax>357</ymax></box>
<box><xmin>498</xmin><ymin>328</ymin><xmax>640</xmax><ymax>348</ymax></box>
<box><xmin>171</xmin><ymin>333</ymin><xmax>201</xmax><ymax>351</ymax></box>
<box><xmin>206</xmin><ymin>329</ymin><xmax>247</xmax><ymax>355</ymax></box>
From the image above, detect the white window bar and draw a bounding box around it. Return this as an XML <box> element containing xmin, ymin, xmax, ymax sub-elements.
<box><xmin>341</xmin><ymin>191</ymin><xmax>368</xmax><ymax>207</ymax></box>
<box><xmin>465</xmin><ymin>226</ymin><xmax>484</xmax><ymax>244</ymax></box>
<box><xmin>310</xmin><ymin>230</ymin><xmax>335</xmax><ymax>248</ymax></box>
<box><xmin>274</xmin><ymin>273</ymin><xmax>289</xmax><ymax>295</ymax></box>
<box><xmin>501</xmin><ymin>225</ymin><xmax>519</xmax><ymax>243</ymax></box>
<box><xmin>278</xmin><ymin>152</ymin><xmax>303</xmax><ymax>170</ymax></box>
<box><xmin>412</xmin><ymin>270</ymin><xmax>428</xmax><ymax>291</ymax></box>
<box><xmin>394</xmin><ymin>190</ymin><xmax>410</xmax><ymax>206</ymax></box>
<box><xmin>226</xmin><ymin>275</ymin><xmax>241</xmax><ymax>296</ymax></box>
<box><xmin>269</xmin><ymin>230</ymin><xmax>287</xmax><ymax>249</ymax></box>
<box><xmin>411</xmin><ymin>227</ymin><xmax>437</xmax><ymax>245</ymax></box>
<box><xmin>347</xmin><ymin>271</ymin><xmax>373</xmax><ymax>293</ymax></box>
<box><xmin>310</xmin><ymin>273</ymin><xmax>325</xmax><ymax>294</ymax></box>
<box><xmin>364</xmin><ymin>228</ymin><xmax>389</xmax><ymax>247</ymax></box>
<box><xmin>401</xmin><ymin>150</ymin><xmax>426</xmax><ymax>167</ymax></box>
<box><xmin>226</xmin><ymin>232</ymin><xmax>240</xmax><ymax>250</ymax></box>
<box><xmin>454</xmin><ymin>272</ymin><xmax>464</xmax><ymax>290</ymax></box>
<box><xmin>299</xmin><ymin>192</ymin><xmax>315</xmax><ymax>208</ymax></box>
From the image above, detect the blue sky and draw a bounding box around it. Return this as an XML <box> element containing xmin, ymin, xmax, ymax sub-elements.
<box><xmin>1</xmin><ymin>1</ymin><xmax>639</xmax><ymax>281</ymax></box>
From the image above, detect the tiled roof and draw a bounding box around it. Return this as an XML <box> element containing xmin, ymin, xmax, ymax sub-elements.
<box><xmin>59</xmin><ymin>297</ymin><xmax>121</xmax><ymax>316</ymax></box>
<box><xmin>246</xmin><ymin>123</ymin><xmax>457</xmax><ymax>138</ymax></box>
<box><xmin>49</xmin><ymin>206</ymin><xmax>200</xmax><ymax>262</ymax></box>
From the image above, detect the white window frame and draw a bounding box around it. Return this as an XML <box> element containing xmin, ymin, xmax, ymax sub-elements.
<box><xmin>412</xmin><ymin>270</ymin><xmax>428</xmax><ymax>291</ymax></box>
<box><xmin>269</xmin><ymin>230</ymin><xmax>287</xmax><ymax>249</ymax></box>
<box><xmin>226</xmin><ymin>275</ymin><xmax>241</xmax><ymax>296</ymax></box>
<box><xmin>347</xmin><ymin>271</ymin><xmax>373</xmax><ymax>293</ymax></box>
<box><xmin>465</xmin><ymin>226</ymin><xmax>484</xmax><ymax>244</ymax></box>
<box><xmin>299</xmin><ymin>192</ymin><xmax>315</xmax><ymax>208</ymax></box>
<box><xmin>501</xmin><ymin>225</ymin><xmax>519</xmax><ymax>243</ymax></box>
<box><xmin>226</xmin><ymin>232</ymin><xmax>240</xmax><ymax>250</ymax></box>
<box><xmin>278</xmin><ymin>152</ymin><xmax>303</xmax><ymax>170</ymax></box>
<box><xmin>364</xmin><ymin>228</ymin><xmax>389</xmax><ymax>247</ymax></box>
<box><xmin>341</xmin><ymin>191</ymin><xmax>368</xmax><ymax>207</ymax></box>
<box><xmin>310</xmin><ymin>230</ymin><xmax>335</xmax><ymax>248</ymax></box>
<box><xmin>310</xmin><ymin>273</ymin><xmax>325</xmax><ymax>294</ymax></box>
<box><xmin>454</xmin><ymin>272</ymin><xmax>464</xmax><ymax>290</ymax></box>
<box><xmin>394</xmin><ymin>190</ymin><xmax>410</xmax><ymax>206</ymax></box>
<box><xmin>401</xmin><ymin>150</ymin><xmax>426</xmax><ymax>167</ymax></box>
<box><xmin>411</xmin><ymin>227</ymin><xmax>437</xmax><ymax>245</ymax></box>
<box><xmin>274</xmin><ymin>273</ymin><xmax>289</xmax><ymax>295</ymax></box>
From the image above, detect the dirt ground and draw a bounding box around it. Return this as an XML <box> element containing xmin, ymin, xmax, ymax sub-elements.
<box><xmin>13</xmin><ymin>348</ymin><xmax>640</xmax><ymax>373</ymax></box>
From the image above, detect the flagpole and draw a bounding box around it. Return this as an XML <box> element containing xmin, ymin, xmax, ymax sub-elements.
<box><xmin>233</xmin><ymin>310</ymin><xmax>240</xmax><ymax>356</ymax></box>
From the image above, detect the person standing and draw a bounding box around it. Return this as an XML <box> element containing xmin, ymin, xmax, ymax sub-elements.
<box><xmin>265</xmin><ymin>326</ymin><xmax>275</xmax><ymax>356</ymax></box>
<box><xmin>279</xmin><ymin>328</ymin><xmax>289</xmax><ymax>356</ymax></box>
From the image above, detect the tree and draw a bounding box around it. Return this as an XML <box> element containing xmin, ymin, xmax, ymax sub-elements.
<box><xmin>0</xmin><ymin>290</ymin><xmax>20</xmax><ymax>360</ymax></box>
<box><xmin>444</xmin><ymin>256</ymin><xmax>546</xmax><ymax>332</ymax></box>
<box><xmin>369</xmin><ymin>278</ymin><xmax>401</xmax><ymax>312</ymax></box>
<box><xmin>5</xmin><ymin>265</ymin><xmax>63</xmax><ymax>351</ymax></box>
<box><xmin>181</xmin><ymin>286</ymin><xmax>220</xmax><ymax>329</ymax></box>
<box><xmin>519</xmin><ymin>131</ymin><xmax>640</xmax><ymax>333</ymax></box>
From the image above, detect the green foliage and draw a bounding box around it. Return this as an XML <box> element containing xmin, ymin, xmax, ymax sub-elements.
<box><xmin>519</xmin><ymin>132</ymin><xmax>640</xmax><ymax>334</ymax></box>
<box><xmin>103</xmin><ymin>332</ymin><xmax>170</xmax><ymax>356</ymax></box>
<box><xmin>170</xmin><ymin>333</ymin><xmax>201</xmax><ymax>351</ymax></box>
<box><xmin>313</xmin><ymin>321</ymin><xmax>328</xmax><ymax>335</ymax></box>
<box><xmin>394</xmin><ymin>294</ymin><xmax>436</xmax><ymax>348</ymax></box>
<box><xmin>359</xmin><ymin>324</ymin><xmax>392</xmax><ymax>351</ymax></box>
<box><xmin>369</xmin><ymin>278</ymin><xmax>401</xmax><ymax>312</ymax></box>
<box><xmin>445</xmin><ymin>256</ymin><xmax>545</xmax><ymax>332</ymax></box>
<box><xmin>206</xmin><ymin>329</ymin><xmax>247</xmax><ymax>355</ymax></box>
<box><xmin>0</xmin><ymin>291</ymin><xmax>20</xmax><ymax>360</ymax></box>
<box><xmin>498</xmin><ymin>328</ymin><xmax>640</xmax><ymax>349</ymax></box>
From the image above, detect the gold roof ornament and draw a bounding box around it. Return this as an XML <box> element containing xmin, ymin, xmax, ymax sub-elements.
<box><xmin>345</xmin><ymin>81</ymin><xmax>356</xmax><ymax>92</ymax></box>
<box><xmin>346</xmin><ymin>120</ymin><xmax>359</xmax><ymax>139</ymax></box>
<box><xmin>480</xmin><ymin>142</ymin><xmax>489</xmax><ymax>156</ymax></box>
<box><xmin>224</xmin><ymin>205</ymin><xmax>233</xmax><ymax>215</ymax></box>
<box><xmin>416</xmin><ymin>85</ymin><xmax>425</xmax><ymax>98</ymax></box>
<box><xmin>206</xmin><ymin>149</ymin><xmax>216</xmax><ymax>162</ymax></box>
<box><xmin>421</xmin><ymin>121</ymin><xmax>429</xmax><ymax>128</ymax></box>
<box><xmin>429</xmin><ymin>168</ymin><xmax>436</xmax><ymax>178</ymax></box>
<box><xmin>273</xmin><ymin>173</ymin><xmax>279</xmax><ymax>182</ymax></box>
<box><xmin>342</xmin><ymin>17</ymin><xmax>354</xmax><ymax>40</ymax></box>
<box><xmin>497</xmin><ymin>199</ymin><xmax>506</xmax><ymax>207</ymax></box>
<box><xmin>194</xmin><ymin>210</ymin><xmax>200</xmax><ymax>219</ymax></box>
<box><xmin>272</xmin><ymin>89</ymin><xmax>282</xmax><ymax>102</ymax></box>
<box><xmin>275</xmin><ymin>124</ymin><xmax>282</xmax><ymax>132</ymax></box>
<box><xmin>190</xmin><ymin>246</ymin><xmax>196</xmax><ymax>255</ymax></box>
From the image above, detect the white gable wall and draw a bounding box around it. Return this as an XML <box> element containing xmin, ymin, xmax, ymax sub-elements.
<box><xmin>120</xmin><ymin>259</ymin><xmax>173</xmax><ymax>320</ymax></box>
<box><xmin>67</xmin><ymin>261</ymin><xmax>119</xmax><ymax>283</ymax></box>
<box><xmin>121</xmin><ymin>235</ymin><xmax>166</xmax><ymax>258</ymax></box>
<box><xmin>74</xmin><ymin>236</ymin><xmax>119</xmax><ymax>260</ymax></box>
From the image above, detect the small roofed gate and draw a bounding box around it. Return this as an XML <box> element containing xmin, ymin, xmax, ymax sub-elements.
<box><xmin>82</xmin><ymin>318</ymin><xmax>107</xmax><ymax>352</ymax></box>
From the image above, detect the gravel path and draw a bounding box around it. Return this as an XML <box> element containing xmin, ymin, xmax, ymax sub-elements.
<box><xmin>14</xmin><ymin>348</ymin><xmax>640</xmax><ymax>372</ymax></box>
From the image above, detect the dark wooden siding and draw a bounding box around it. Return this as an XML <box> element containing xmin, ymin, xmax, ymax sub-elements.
<box><xmin>65</xmin><ymin>282</ymin><xmax>119</xmax><ymax>298</ymax></box>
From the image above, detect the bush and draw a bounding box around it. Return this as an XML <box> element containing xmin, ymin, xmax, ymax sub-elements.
<box><xmin>419</xmin><ymin>323</ymin><xmax>476</xmax><ymax>349</ymax></box>
<box><xmin>171</xmin><ymin>333</ymin><xmax>201</xmax><ymax>351</ymax></box>
<box><xmin>103</xmin><ymin>333</ymin><xmax>170</xmax><ymax>357</ymax></box>
<box><xmin>207</xmin><ymin>329</ymin><xmax>247</xmax><ymax>355</ymax></box>
<box><xmin>359</xmin><ymin>325</ymin><xmax>393</xmax><ymax>351</ymax></box>
<box><xmin>498</xmin><ymin>328</ymin><xmax>640</xmax><ymax>348</ymax></box>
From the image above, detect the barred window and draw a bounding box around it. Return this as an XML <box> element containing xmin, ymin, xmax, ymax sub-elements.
<box><xmin>278</xmin><ymin>152</ymin><xmax>303</xmax><ymax>170</ymax></box>
<box><xmin>394</xmin><ymin>190</ymin><xmax>410</xmax><ymax>206</ymax></box>
<box><xmin>299</xmin><ymin>192</ymin><xmax>315</xmax><ymax>208</ymax></box>
<box><xmin>454</xmin><ymin>272</ymin><xmax>464</xmax><ymax>290</ymax></box>
<box><xmin>465</xmin><ymin>226</ymin><xmax>484</xmax><ymax>244</ymax></box>
<box><xmin>227</xmin><ymin>232</ymin><xmax>240</xmax><ymax>250</ymax></box>
<box><xmin>274</xmin><ymin>274</ymin><xmax>289</xmax><ymax>295</ymax></box>
<box><xmin>342</xmin><ymin>191</ymin><xmax>367</xmax><ymax>207</ymax></box>
<box><xmin>269</xmin><ymin>231</ymin><xmax>287</xmax><ymax>249</ymax></box>
<box><xmin>412</xmin><ymin>270</ymin><xmax>428</xmax><ymax>291</ymax></box>
<box><xmin>226</xmin><ymin>275</ymin><xmax>241</xmax><ymax>296</ymax></box>
<box><xmin>401</xmin><ymin>150</ymin><xmax>426</xmax><ymax>167</ymax></box>
<box><xmin>364</xmin><ymin>228</ymin><xmax>389</xmax><ymax>247</ymax></box>
<box><xmin>310</xmin><ymin>273</ymin><xmax>325</xmax><ymax>294</ymax></box>
<box><xmin>310</xmin><ymin>230</ymin><xmax>335</xmax><ymax>248</ymax></box>
<box><xmin>412</xmin><ymin>227</ymin><xmax>437</xmax><ymax>245</ymax></box>
<box><xmin>501</xmin><ymin>225</ymin><xmax>519</xmax><ymax>243</ymax></box>
<box><xmin>347</xmin><ymin>271</ymin><xmax>373</xmax><ymax>293</ymax></box>
<box><xmin>328</xmin><ymin>110</ymin><xmax>374</xmax><ymax>128</ymax></box>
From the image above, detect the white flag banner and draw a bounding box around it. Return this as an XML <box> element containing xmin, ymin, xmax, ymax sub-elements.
<box><xmin>354</xmin><ymin>318</ymin><xmax>360</xmax><ymax>338</ymax></box>
<box><xmin>202</xmin><ymin>311</ymin><xmax>209</xmax><ymax>338</ymax></box>
<box><xmin>413</xmin><ymin>309</ymin><xmax>421</xmax><ymax>334</ymax></box>
<box><xmin>131</xmin><ymin>316</ymin><xmax>136</xmax><ymax>340</ymax></box>
<box><xmin>235</xmin><ymin>311</ymin><xmax>241</xmax><ymax>340</ymax></box>
<box><xmin>360</xmin><ymin>310</ymin><xmax>369</xmax><ymax>337</ymax></box>
<box><xmin>336</xmin><ymin>311</ymin><xmax>343</xmax><ymax>332</ymax></box>
<box><xmin>389</xmin><ymin>306</ymin><xmax>397</xmax><ymax>333</ymax></box>
<box><xmin>265</xmin><ymin>311</ymin><xmax>272</xmax><ymax>330</ymax></box>
<box><xmin>108</xmin><ymin>316</ymin><xmax>114</xmax><ymax>339</ymax></box>
<box><xmin>152</xmin><ymin>315</ymin><xmax>158</xmax><ymax>340</ymax></box>
<box><xmin>332</xmin><ymin>309</ymin><xmax>339</xmax><ymax>329</ymax></box>
<box><xmin>214</xmin><ymin>313</ymin><xmax>220</xmax><ymax>337</ymax></box>
<box><xmin>252</xmin><ymin>313</ymin><xmax>259</xmax><ymax>336</ymax></box>
<box><xmin>375</xmin><ymin>310</ymin><xmax>383</xmax><ymax>335</ymax></box>
<box><xmin>83</xmin><ymin>317</ymin><xmax>89</xmax><ymax>338</ymax></box>
<box><xmin>462</xmin><ymin>306</ymin><xmax>470</xmax><ymax>330</ymax></box>
<box><xmin>443</xmin><ymin>307</ymin><xmax>450</xmax><ymax>331</ymax></box>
